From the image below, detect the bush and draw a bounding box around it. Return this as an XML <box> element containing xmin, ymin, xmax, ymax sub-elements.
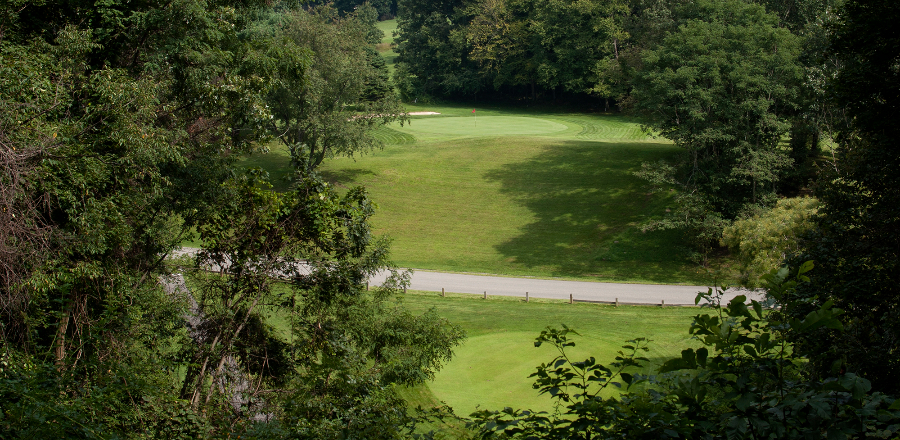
<box><xmin>721</xmin><ymin>197</ymin><xmax>819</xmax><ymax>286</ymax></box>
<box><xmin>471</xmin><ymin>263</ymin><xmax>900</xmax><ymax>439</ymax></box>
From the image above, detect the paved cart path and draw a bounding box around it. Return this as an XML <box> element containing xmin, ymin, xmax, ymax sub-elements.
<box><xmin>372</xmin><ymin>269</ymin><xmax>759</xmax><ymax>306</ymax></box>
<box><xmin>174</xmin><ymin>247</ymin><xmax>759</xmax><ymax>305</ymax></box>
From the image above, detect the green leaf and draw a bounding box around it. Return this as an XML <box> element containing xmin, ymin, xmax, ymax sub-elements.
<box><xmin>798</xmin><ymin>260</ymin><xmax>814</xmax><ymax>275</ymax></box>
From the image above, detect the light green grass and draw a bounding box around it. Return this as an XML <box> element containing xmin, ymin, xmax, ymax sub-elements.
<box><xmin>239</xmin><ymin>104</ymin><xmax>734</xmax><ymax>284</ymax></box>
<box><xmin>395</xmin><ymin>291</ymin><xmax>700</xmax><ymax>417</ymax></box>
<box><xmin>376</xmin><ymin>19</ymin><xmax>397</xmax><ymax>44</ymax></box>
<box><xmin>375</xmin><ymin>19</ymin><xmax>398</xmax><ymax>77</ymax></box>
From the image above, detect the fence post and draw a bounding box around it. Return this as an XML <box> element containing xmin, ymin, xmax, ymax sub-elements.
<box><xmin>484</xmin><ymin>291</ymin><xmax>487</xmax><ymax>300</ymax></box>
<box><xmin>569</xmin><ymin>294</ymin><xmax>573</xmax><ymax>304</ymax></box>
<box><xmin>526</xmin><ymin>292</ymin><xmax>529</xmax><ymax>303</ymax></box>
<box><xmin>615</xmin><ymin>298</ymin><xmax>618</xmax><ymax>307</ymax></box>
<box><xmin>661</xmin><ymin>299</ymin><xmax>664</xmax><ymax>307</ymax></box>
<box><xmin>366</xmin><ymin>282</ymin><xmax>369</xmax><ymax>291</ymax></box>
<box><xmin>441</xmin><ymin>288</ymin><xmax>445</xmax><ymax>297</ymax></box>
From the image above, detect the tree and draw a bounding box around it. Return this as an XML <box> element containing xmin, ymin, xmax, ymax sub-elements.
<box><xmin>464</xmin><ymin>0</ymin><xmax>630</xmax><ymax>103</ymax></box>
<box><xmin>265</xmin><ymin>6</ymin><xmax>407</xmax><ymax>173</ymax></box>
<box><xmin>787</xmin><ymin>0</ymin><xmax>900</xmax><ymax>394</ymax></box>
<box><xmin>0</xmin><ymin>1</ymin><xmax>463</xmax><ymax>437</ymax></box>
<box><xmin>393</xmin><ymin>0</ymin><xmax>479</xmax><ymax>100</ymax></box>
<box><xmin>721</xmin><ymin>196</ymin><xmax>819</xmax><ymax>286</ymax></box>
<box><xmin>332</xmin><ymin>0</ymin><xmax>399</xmax><ymax>19</ymax></box>
<box><xmin>632</xmin><ymin>0</ymin><xmax>804</xmax><ymax>219</ymax></box>
<box><xmin>176</xmin><ymin>171</ymin><xmax>465</xmax><ymax>437</ymax></box>
<box><xmin>1</xmin><ymin>0</ymin><xmax>278</xmax><ymax>435</ymax></box>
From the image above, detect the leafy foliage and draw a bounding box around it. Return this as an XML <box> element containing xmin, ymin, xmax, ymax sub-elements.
<box><xmin>0</xmin><ymin>1</ymin><xmax>462</xmax><ymax>437</ymax></box>
<box><xmin>393</xmin><ymin>0</ymin><xmax>478</xmax><ymax>100</ymax></box>
<box><xmin>394</xmin><ymin>0</ymin><xmax>630</xmax><ymax>103</ymax></box>
<box><xmin>787</xmin><ymin>0</ymin><xmax>900</xmax><ymax>395</ymax></box>
<box><xmin>264</xmin><ymin>5</ymin><xmax>407</xmax><ymax>172</ymax></box>
<box><xmin>722</xmin><ymin>196</ymin><xmax>819</xmax><ymax>286</ymax></box>
<box><xmin>471</xmin><ymin>263</ymin><xmax>900</xmax><ymax>439</ymax></box>
<box><xmin>632</xmin><ymin>0</ymin><xmax>803</xmax><ymax>218</ymax></box>
<box><xmin>634</xmin><ymin>161</ymin><xmax>728</xmax><ymax>265</ymax></box>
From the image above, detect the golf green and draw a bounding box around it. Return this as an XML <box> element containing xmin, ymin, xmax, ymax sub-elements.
<box><xmin>398</xmin><ymin>116</ymin><xmax>568</xmax><ymax>137</ymax></box>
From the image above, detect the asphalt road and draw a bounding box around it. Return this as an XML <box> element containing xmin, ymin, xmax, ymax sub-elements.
<box><xmin>174</xmin><ymin>247</ymin><xmax>760</xmax><ymax>306</ymax></box>
<box><xmin>369</xmin><ymin>269</ymin><xmax>761</xmax><ymax>306</ymax></box>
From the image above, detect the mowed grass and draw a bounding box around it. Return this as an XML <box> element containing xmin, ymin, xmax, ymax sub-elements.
<box><xmin>239</xmin><ymin>103</ymin><xmax>727</xmax><ymax>285</ymax></box>
<box><xmin>394</xmin><ymin>291</ymin><xmax>701</xmax><ymax>417</ymax></box>
<box><xmin>375</xmin><ymin>19</ymin><xmax>398</xmax><ymax>76</ymax></box>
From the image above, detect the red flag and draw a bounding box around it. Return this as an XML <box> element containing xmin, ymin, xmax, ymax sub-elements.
<box><xmin>472</xmin><ymin>109</ymin><xmax>476</xmax><ymax>113</ymax></box>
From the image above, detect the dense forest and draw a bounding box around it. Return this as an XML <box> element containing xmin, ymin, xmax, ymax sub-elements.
<box><xmin>1</xmin><ymin>0</ymin><xmax>899</xmax><ymax>438</ymax></box>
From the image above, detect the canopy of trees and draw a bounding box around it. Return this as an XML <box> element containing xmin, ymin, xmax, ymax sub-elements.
<box><xmin>3</xmin><ymin>0</ymin><xmax>900</xmax><ymax>437</ymax></box>
<box><xmin>0</xmin><ymin>1</ymin><xmax>459</xmax><ymax>438</ymax></box>
<box><xmin>787</xmin><ymin>0</ymin><xmax>900</xmax><ymax>395</ymax></box>
<box><xmin>394</xmin><ymin>0</ymin><xmax>631</xmax><ymax>103</ymax></box>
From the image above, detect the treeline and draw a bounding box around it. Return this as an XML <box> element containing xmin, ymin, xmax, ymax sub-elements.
<box><xmin>309</xmin><ymin>0</ymin><xmax>399</xmax><ymax>19</ymax></box>
<box><xmin>394</xmin><ymin>0</ymin><xmax>823</xmax><ymax>106</ymax></box>
<box><xmin>395</xmin><ymin>0</ymin><xmax>830</xmax><ymax>265</ymax></box>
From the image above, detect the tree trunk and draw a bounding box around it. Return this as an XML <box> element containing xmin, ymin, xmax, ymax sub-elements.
<box><xmin>54</xmin><ymin>304</ymin><xmax>72</xmax><ymax>364</ymax></box>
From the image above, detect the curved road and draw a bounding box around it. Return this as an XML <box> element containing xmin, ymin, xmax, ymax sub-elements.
<box><xmin>370</xmin><ymin>269</ymin><xmax>760</xmax><ymax>306</ymax></box>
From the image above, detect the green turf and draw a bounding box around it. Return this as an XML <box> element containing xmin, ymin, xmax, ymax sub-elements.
<box><xmin>398</xmin><ymin>116</ymin><xmax>568</xmax><ymax>137</ymax></box>
<box><xmin>376</xmin><ymin>19</ymin><xmax>397</xmax><ymax>45</ymax></box>
<box><xmin>375</xmin><ymin>19</ymin><xmax>398</xmax><ymax>77</ymax></box>
<box><xmin>238</xmin><ymin>103</ymin><xmax>734</xmax><ymax>285</ymax></box>
<box><xmin>395</xmin><ymin>291</ymin><xmax>700</xmax><ymax>417</ymax></box>
<box><xmin>240</xmin><ymin>143</ymin><xmax>295</xmax><ymax>192</ymax></box>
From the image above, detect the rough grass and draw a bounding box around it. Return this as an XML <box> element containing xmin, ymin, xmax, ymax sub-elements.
<box><xmin>394</xmin><ymin>290</ymin><xmax>701</xmax><ymax>418</ymax></box>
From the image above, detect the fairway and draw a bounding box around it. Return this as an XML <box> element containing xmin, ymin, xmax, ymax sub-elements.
<box><xmin>399</xmin><ymin>115</ymin><xmax>568</xmax><ymax>136</ymax></box>
<box><xmin>240</xmin><ymin>103</ymin><xmax>732</xmax><ymax>285</ymax></box>
<box><xmin>397</xmin><ymin>292</ymin><xmax>700</xmax><ymax>417</ymax></box>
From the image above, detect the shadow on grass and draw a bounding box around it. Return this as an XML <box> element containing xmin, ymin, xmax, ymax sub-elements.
<box><xmin>237</xmin><ymin>147</ymin><xmax>378</xmax><ymax>192</ymax></box>
<box><xmin>485</xmin><ymin>139</ymin><xmax>704</xmax><ymax>284</ymax></box>
<box><xmin>319</xmin><ymin>168</ymin><xmax>377</xmax><ymax>188</ymax></box>
<box><xmin>238</xmin><ymin>145</ymin><xmax>295</xmax><ymax>192</ymax></box>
